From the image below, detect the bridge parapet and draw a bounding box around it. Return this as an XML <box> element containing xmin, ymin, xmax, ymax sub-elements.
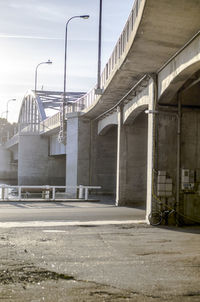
<box><xmin>65</xmin><ymin>0</ymin><xmax>143</xmax><ymax>114</ymax></box>
<box><xmin>40</xmin><ymin>112</ymin><xmax>60</xmax><ymax>134</ymax></box>
<box><xmin>4</xmin><ymin>134</ymin><xmax>19</xmax><ymax>149</ymax></box>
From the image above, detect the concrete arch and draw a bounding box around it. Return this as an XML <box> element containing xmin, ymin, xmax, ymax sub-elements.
<box><xmin>98</xmin><ymin>111</ymin><xmax>118</xmax><ymax>135</ymax></box>
<box><xmin>84</xmin><ymin>0</ymin><xmax>200</xmax><ymax>119</ymax></box>
<box><xmin>158</xmin><ymin>33</ymin><xmax>200</xmax><ymax>103</ymax></box>
<box><xmin>123</xmin><ymin>85</ymin><xmax>149</xmax><ymax>124</ymax></box>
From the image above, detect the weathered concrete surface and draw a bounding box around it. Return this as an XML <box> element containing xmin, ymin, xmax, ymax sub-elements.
<box><xmin>158</xmin><ymin>33</ymin><xmax>200</xmax><ymax>104</ymax></box>
<box><xmin>117</xmin><ymin>112</ymin><xmax>148</xmax><ymax>206</ymax></box>
<box><xmin>0</xmin><ymin>224</ymin><xmax>199</xmax><ymax>301</ymax></box>
<box><xmin>84</xmin><ymin>0</ymin><xmax>200</xmax><ymax>119</ymax></box>
<box><xmin>91</xmin><ymin>123</ymin><xmax>117</xmax><ymax>194</ymax></box>
<box><xmin>66</xmin><ymin>113</ymin><xmax>91</xmax><ymax>193</ymax></box>
<box><xmin>0</xmin><ymin>145</ymin><xmax>17</xmax><ymax>184</ymax></box>
<box><xmin>18</xmin><ymin>134</ymin><xmax>65</xmax><ymax>185</ymax></box>
<box><xmin>156</xmin><ymin>109</ymin><xmax>200</xmax><ymax>224</ymax></box>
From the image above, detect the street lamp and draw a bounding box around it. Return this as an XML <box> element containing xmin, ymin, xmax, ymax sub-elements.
<box><xmin>34</xmin><ymin>59</ymin><xmax>52</xmax><ymax>92</ymax></box>
<box><xmin>63</xmin><ymin>15</ymin><xmax>90</xmax><ymax>104</ymax></box>
<box><xmin>95</xmin><ymin>0</ymin><xmax>103</xmax><ymax>95</ymax></box>
<box><xmin>6</xmin><ymin>98</ymin><xmax>16</xmax><ymax>121</ymax></box>
<box><xmin>59</xmin><ymin>14</ymin><xmax>89</xmax><ymax>143</ymax></box>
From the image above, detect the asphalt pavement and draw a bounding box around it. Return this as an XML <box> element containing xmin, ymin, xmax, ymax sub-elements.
<box><xmin>0</xmin><ymin>200</ymin><xmax>146</xmax><ymax>225</ymax></box>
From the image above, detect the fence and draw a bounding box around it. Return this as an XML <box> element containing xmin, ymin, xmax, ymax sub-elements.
<box><xmin>0</xmin><ymin>185</ymin><xmax>101</xmax><ymax>201</ymax></box>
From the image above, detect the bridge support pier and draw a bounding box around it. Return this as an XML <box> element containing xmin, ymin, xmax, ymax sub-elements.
<box><xmin>18</xmin><ymin>133</ymin><xmax>65</xmax><ymax>185</ymax></box>
<box><xmin>66</xmin><ymin>113</ymin><xmax>90</xmax><ymax>197</ymax></box>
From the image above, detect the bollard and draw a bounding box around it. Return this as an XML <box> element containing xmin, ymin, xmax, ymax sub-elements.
<box><xmin>85</xmin><ymin>187</ymin><xmax>89</xmax><ymax>200</ymax></box>
<box><xmin>52</xmin><ymin>187</ymin><xmax>56</xmax><ymax>201</ymax></box>
<box><xmin>79</xmin><ymin>185</ymin><xmax>84</xmax><ymax>199</ymax></box>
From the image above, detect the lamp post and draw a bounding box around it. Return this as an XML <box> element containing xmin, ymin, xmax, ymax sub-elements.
<box><xmin>34</xmin><ymin>59</ymin><xmax>52</xmax><ymax>92</ymax></box>
<box><xmin>59</xmin><ymin>14</ymin><xmax>89</xmax><ymax>143</ymax></box>
<box><xmin>6</xmin><ymin>98</ymin><xmax>16</xmax><ymax>121</ymax></box>
<box><xmin>96</xmin><ymin>0</ymin><xmax>103</xmax><ymax>94</ymax></box>
<box><xmin>63</xmin><ymin>15</ymin><xmax>89</xmax><ymax>105</ymax></box>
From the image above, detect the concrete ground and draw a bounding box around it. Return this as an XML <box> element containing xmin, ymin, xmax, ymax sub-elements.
<box><xmin>0</xmin><ymin>221</ymin><xmax>199</xmax><ymax>301</ymax></box>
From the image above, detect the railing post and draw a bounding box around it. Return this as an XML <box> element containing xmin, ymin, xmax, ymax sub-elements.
<box><xmin>52</xmin><ymin>187</ymin><xmax>56</xmax><ymax>201</ymax></box>
<box><xmin>84</xmin><ymin>187</ymin><xmax>89</xmax><ymax>200</ymax></box>
<box><xmin>1</xmin><ymin>187</ymin><xmax>5</xmax><ymax>200</ymax></box>
<box><xmin>79</xmin><ymin>185</ymin><xmax>84</xmax><ymax>199</ymax></box>
<box><xmin>18</xmin><ymin>186</ymin><xmax>22</xmax><ymax>200</ymax></box>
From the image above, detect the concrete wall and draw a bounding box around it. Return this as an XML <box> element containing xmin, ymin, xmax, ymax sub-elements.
<box><xmin>91</xmin><ymin>122</ymin><xmax>117</xmax><ymax>194</ymax></box>
<box><xmin>0</xmin><ymin>145</ymin><xmax>17</xmax><ymax>184</ymax></box>
<box><xmin>181</xmin><ymin>111</ymin><xmax>200</xmax><ymax>224</ymax></box>
<box><xmin>157</xmin><ymin>114</ymin><xmax>177</xmax><ymax>186</ymax></box>
<box><xmin>18</xmin><ymin>134</ymin><xmax>65</xmax><ymax>185</ymax></box>
<box><xmin>117</xmin><ymin>112</ymin><xmax>148</xmax><ymax>206</ymax></box>
<box><xmin>49</xmin><ymin>134</ymin><xmax>66</xmax><ymax>155</ymax></box>
<box><xmin>156</xmin><ymin>109</ymin><xmax>200</xmax><ymax>224</ymax></box>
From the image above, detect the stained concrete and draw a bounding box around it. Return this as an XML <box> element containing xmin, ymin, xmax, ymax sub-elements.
<box><xmin>0</xmin><ymin>145</ymin><xmax>17</xmax><ymax>184</ymax></box>
<box><xmin>117</xmin><ymin>112</ymin><xmax>148</xmax><ymax>206</ymax></box>
<box><xmin>0</xmin><ymin>222</ymin><xmax>199</xmax><ymax>301</ymax></box>
<box><xmin>18</xmin><ymin>134</ymin><xmax>65</xmax><ymax>185</ymax></box>
<box><xmin>91</xmin><ymin>122</ymin><xmax>117</xmax><ymax>194</ymax></box>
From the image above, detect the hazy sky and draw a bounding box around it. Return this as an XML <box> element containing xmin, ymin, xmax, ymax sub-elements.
<box><xmin>0</xmin><ymin>0</ymin><xmax>134</xmax><ymax>122</ymax></box>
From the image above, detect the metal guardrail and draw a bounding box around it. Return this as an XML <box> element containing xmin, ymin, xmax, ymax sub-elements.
<box><xmin>0</xmin><ymin>184</ymin><xmax>101</xmax><ymax>201</ymax></box>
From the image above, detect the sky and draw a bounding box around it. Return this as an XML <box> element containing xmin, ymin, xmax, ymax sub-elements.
<box><xmin>0</xmin><ymin>0</ymin><xmax>134</xmax><ymax>122</ymax></box>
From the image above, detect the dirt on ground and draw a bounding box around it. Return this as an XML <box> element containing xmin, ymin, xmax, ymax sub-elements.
<box><xmin>0</xmin><ymin>224</ymin><xmax>199</xmax><ymax>302</ymax></box>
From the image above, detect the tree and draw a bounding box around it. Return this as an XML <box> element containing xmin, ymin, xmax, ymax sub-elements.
<box><xmin>0</xmin><ymin>118</ymin><xmax>18</xmax><ymax>144</ymax></box>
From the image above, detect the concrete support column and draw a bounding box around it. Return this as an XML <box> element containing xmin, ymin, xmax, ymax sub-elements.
<box><xmin>66</xmin><ymin>113</ymin><xmax>90</xmax><ymax>197</ymax></box>
<box><xmin>146</xmin><ymin>79</ymin><xmax>156</xmax><ymax>220</ymax></box>
<box><xmin>66</xmin><ymin>116</ymin><xmax>79</xmax><ymax>196</ymax></box>
<box><xmin>116</xmin><ymin>106</ymin><xmax>126</xmax><ymax>206</ymax></box>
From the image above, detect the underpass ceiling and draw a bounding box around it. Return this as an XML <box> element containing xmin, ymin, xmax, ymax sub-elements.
<box><xmin>84</xmin><ymin>0</ymin><xmax>200</xmax><ymax>119</ymax></box>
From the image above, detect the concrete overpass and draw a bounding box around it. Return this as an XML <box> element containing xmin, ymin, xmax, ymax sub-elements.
<box><xmin>2</xmin><ymin>0</ymin><xmax>200</xmax><ymax>224</ymax></box>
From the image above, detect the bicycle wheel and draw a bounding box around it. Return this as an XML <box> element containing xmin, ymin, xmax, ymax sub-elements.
<box><xmin>148</xmin><ymin>211</ymin><xmax>162</xmax><ymax>226</ymax></box>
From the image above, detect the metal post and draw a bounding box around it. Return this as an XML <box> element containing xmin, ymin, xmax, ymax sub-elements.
<box><xmin>85</xmin><ymin>187</ymin><xmax>89</xmax><ymax>200</ymax></box>
<box><xmin>79</xmin><ymin>185</ymin><xmax>84</xmax><ymax>199</ymax></box>
<box><xmin>176</xmin><ymin>93</ymin><xmax>181</xmax><ymax>225</ymax></box>
<box><xmin>18</xmin><ymin>187</ymin><xmax>22</xmax><ymax>200</ymax></box>
<box><xmin>34</xmin><ymin>60</ymin><xmax>52</xmax><ymax>92</ymax></box>
<box><xmin>52</xmin><ymin>187</ymin><xmax>56</xmax><ymax>200</ymax></box>
<box><xmin>59</xmin><ymin>15</ymin><xmax>89</xmax><ymax>143</ymax></box>
<box><xmin>97</xmin><ymin>0</ymin><xmax>102</xmax><ymax>90</ymax></box>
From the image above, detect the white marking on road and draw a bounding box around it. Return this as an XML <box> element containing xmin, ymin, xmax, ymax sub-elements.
<box><xmin>0</xmin><ymin>220</ymin><xmax>146</xmax><ymax>228</ymax></box>
<box><xmin>43</xmin><ymin>230</ymin><xmax>67</xmax><ymax>233</ymax></box>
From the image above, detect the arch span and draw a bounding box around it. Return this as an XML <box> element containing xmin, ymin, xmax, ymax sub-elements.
<box><xmin>158</xmin><ymin>32</ymin><xmax>200</xmax><ymax>104</ymax></box>
<box><xmin>123</xmin><ymin>85</ymin><xmax>149</xmax><ymax>124</ymax></box>
<box><xmin>18</xmin><ymin>90</ymin><xmax>46</xmax><ymax>132</ymax></box>
<box><xmin>98</xmin><ymin>111</ymin><xmax>118</xmax><ymax>135</ymax></box>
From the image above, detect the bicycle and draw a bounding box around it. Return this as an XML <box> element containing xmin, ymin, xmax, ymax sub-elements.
<box><xmin>148</xmin><ymin>208</ymin><xmax>176</xmax><ymax>226</ymax></box>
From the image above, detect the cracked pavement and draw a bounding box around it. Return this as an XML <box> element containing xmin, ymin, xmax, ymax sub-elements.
<box><xmin>0</xmin><ymin>223</ymin><xmax>199</xmax><ymax>301</ymax></box>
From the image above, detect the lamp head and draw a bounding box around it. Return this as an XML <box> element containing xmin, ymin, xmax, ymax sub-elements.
<box><xmin>80</xmin><ymin>15</ymin><xmax>90</xmax><ymax>19</ymax></box>
<box><xmin>46</xmin><ymin>59</ymin><xmax>52</xmax><ymax>64</ymax></box>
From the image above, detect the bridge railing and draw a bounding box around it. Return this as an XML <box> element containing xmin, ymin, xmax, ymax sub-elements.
<box><xmin>5</xmin><ymin>0</ymin><xmax>143</xmax><ymax>141</ymax></box>
<box><xmin>0</xmin><ymin>184</ymin><xmax>101</xmax><ymax>201</ymax></box>
<box><xmin>40</xmin><ymin>112</ymin><xmax>60</xmax><ymax>133</ymax></box>
<box><xmin>65</xmin><ymin>0</ymin><xmax>142</xmax><ymax>114</ymax></box>
<box><xmin>4</xmin><ymin>133</ymin><xmax>19</xmax><ymax>148</ymax></box>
